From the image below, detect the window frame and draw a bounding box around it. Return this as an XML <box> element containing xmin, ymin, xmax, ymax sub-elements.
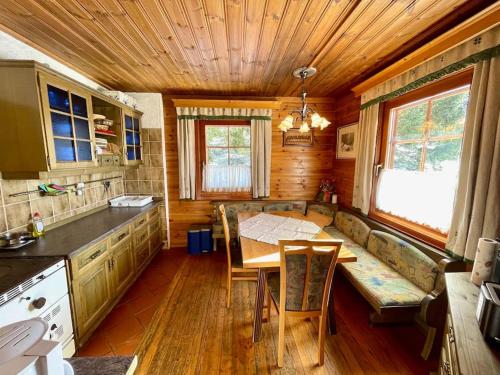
<box><xmin>369</xmin><ymin>69</ymin><xmax>473</xmax><ymax>249</ymax></box>
<box><xmin>195</xmin><ymin>119</ymin><xmax>252</xmax><ymax>200</ymax></box>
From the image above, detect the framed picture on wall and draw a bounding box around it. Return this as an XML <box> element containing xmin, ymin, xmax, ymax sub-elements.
<box><xmin>283</xmin><ymin>128</ymin><xmax>314</xmax><ymax>146</ymax></box>
<box><xmin>336</xmin><ymin>123</ymin><xmax>357</xmax><ymax>159</ymax></box>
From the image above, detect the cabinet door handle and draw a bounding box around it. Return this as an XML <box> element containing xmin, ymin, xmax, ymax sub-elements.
<box><xmin>118</xmin><ymin>233</ymin><xmax>127</xmax><ymax>241</ymax></box>
<box><xmin>448</xmin><ymin>326</ymin><xmax>455</xmax><ymax>343</ymax></box>
<box><xmin>89</xmin><ymin>249</ymin><xmax>102</xmax><ymax>260</ymax></box>
<box><xmin>108</xmin><ymin>260</ymin><xmax>112</xmax><ymax>271</ymax></box>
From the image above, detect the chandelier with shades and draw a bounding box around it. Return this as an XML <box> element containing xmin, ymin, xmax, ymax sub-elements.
<box><xmin>278</xmin><ymin>66</ymin><xmax>331</xmax><ymax>133</ymax></box>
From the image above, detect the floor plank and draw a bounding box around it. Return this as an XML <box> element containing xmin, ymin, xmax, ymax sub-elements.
<box><xmin>127</xmin><ymin>249</ymin><xmax>437</xmax><ymax>374</ymax></box>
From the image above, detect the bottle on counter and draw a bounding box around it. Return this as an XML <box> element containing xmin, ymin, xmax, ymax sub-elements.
<box><xmin>31</xmin><ymin>212</ymin><xmax>45</xmax><ymax>238</ymax></box>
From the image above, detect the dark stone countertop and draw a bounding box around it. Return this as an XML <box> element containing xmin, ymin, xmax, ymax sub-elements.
<box><xmin>66</xmin><ymin>356</ymin><xmax>137</xmax><ymax>375</ymax></box>
<box><xmin>0</xmin><ymin>201</ymin><xmax>161</xmax><ymax>259</ymax></box>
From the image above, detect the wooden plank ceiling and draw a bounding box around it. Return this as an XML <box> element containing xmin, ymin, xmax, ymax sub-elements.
<box><xmin>0</xmin><ymin>0</ymin><xmax>490</xmax><ymax>95</ymax></box>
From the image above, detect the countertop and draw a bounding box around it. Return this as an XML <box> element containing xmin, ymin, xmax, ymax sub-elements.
<box><xmin>66</xmin><ymin>356</ymin><xmax>137</xmax><ymax>375</ymax></box>
<box><xmin>0</xmin><ymin>201</ymin><xmax>161</xmax><ymax>259</ymax></box>
<box><xmin>445</xmin><ymin>272</ymin><xmax>500</xmax><ymax>374</ymax></box>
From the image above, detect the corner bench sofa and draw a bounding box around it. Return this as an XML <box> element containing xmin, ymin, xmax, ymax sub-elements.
<box><xmin>320</xmin><ymin>210</ymin><xmax>461</xmax><ymax>359</ymax></box>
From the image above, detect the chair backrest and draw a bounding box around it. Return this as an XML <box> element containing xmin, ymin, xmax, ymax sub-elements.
<box><xmin>278</xmin><ymin>239</ymin><xmax>343</xmax><ymax>313</ymax></box>
<box><xmin>219</xmin><ymin>204</ymin><xmax>232</xmax><ymax>269</ymax></box>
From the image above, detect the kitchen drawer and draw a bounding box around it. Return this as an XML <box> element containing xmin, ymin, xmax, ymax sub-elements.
<box><xmin>134</xmin><ymin>214</ymin><xmax>148</xmax><ymax>229</ymax></box>
<box><xmin>112</xmin><ymin>155</ymin><xmax>120</xmax><ymax>166</ymax></box>
<box><xmin>148</xmin><ymin>206</ymin><xmax>160</xmax><ymax>222</ymax></box>
<box><xmin>109</xmin><ymin>225</ymin><xmax>131</xmax><ymax>248</ymax></box>
<box><xmin>0</xmin><ymin>268</ymin><xmax>68</xmax><ymax>326</ymax></box>
<box><xmin>134</xmin><ymin>224</ymin><xmax>149</xmax><ymax>248</ymax></box>
<box><xmin>73</xmin><ymin>240</ymin><xmax>108</xmax><ymax>275</ymax></box>
<box><xmin>149</xmin><ymin>219</ymin><xmax>160</xmax><ymax>235</ymax></box>
<box><xmin>97</xmin><ymin>155</ymin><xmax>114</xmax><ymax>167</ymax></box>
<box><xmin>135</xmin><ymin>241</ymin><xmax>150</xmax><ymax>270</ymax></box>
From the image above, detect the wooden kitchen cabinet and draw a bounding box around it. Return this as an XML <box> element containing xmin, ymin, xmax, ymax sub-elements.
<box><xmin>0</xmin><ymin>60</ymin><xmax>142</xmax><ymax>178</ymax></box>
<box><xmin>72</xmin><ymin>252</ymin><xmax>113</xmax><ymax>339</ymax></box>
<box><xmin>111</xmin><ymin>240</ymin><xmax>135</xmax><ymax>296</ymax></box>
<box><xmin>69</xmin><ymin>204</ymin><xmax>163</xmax><ymax>345</ymax></box>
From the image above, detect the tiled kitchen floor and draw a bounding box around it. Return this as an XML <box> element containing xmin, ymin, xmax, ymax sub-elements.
<box><xmin>77</xmin><ymin>248</ymin><xmax>187</xmax><ymax>356</ymax></box>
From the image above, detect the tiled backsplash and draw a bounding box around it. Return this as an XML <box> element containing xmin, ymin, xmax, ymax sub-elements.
<box><xmin>0</xmin><ymin>171</ymin><xmax>124</xmax><ymax>235</ymax></box>
<box><xmin>124</xmin><ymin>128</ymin><xmax>168</xmax><ymax>242</ymax></box>
<box><xmin>0</xmin><ymin>128</ymin><xmax>167</xmax><ymax>244</ymax></box>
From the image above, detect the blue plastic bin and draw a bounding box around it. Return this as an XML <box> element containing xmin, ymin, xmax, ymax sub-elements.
<box><xmin>188</xmin><ymin>225</ymin><xmax>201</xmax><ymax>255</ymax></box>
<box><xmin>200</xmin><ymin>226</ymin><xmax>212</xmax><ymax>253</ymax></box>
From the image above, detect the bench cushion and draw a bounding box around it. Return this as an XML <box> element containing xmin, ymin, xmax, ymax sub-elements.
<box><xmin>367</xmin><ymin>231</ymin><xmax>438</xmax><ymax>293</ymax></box>
<box><xmin>334</xmin><ymin>211</ymin><xmax>371</xmax><ymax>248</ymax></box>
<box><xmin>325</xmin><ymin>227</ymin><xmax>428</xmax><ymax>308</ymax></box>
<box><xmin>306</xmin><ymin>203</ymin><xmax>337</xmax><ymax>217</ymax></box>
<box><xmin>263</xmin><ymin>201</ymin><xmax>307</xmax><ymax>214</ymax></box>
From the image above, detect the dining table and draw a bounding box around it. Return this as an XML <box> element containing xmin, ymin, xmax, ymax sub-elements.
<box><xmin>238</xmin><ymin>211</ymin><xmax>357</xmax><ymax>343</ymax></box>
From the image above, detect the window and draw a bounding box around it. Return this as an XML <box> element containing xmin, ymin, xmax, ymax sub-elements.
<box><xmin>371</xmin><ymin>70</ymin><xmax>473</xmax><ymax>247</ymax></box>
<box><xmin>196</xmin><ymin>120</ymin><xmax>251</xmax><ymax>199</ymax></box>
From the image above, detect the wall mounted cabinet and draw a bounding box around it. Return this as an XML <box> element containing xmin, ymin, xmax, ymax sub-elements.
<box><xmin>0</xmin><ymin>60</ymin><xmax>143</xmax><ymax>178</ymax></box>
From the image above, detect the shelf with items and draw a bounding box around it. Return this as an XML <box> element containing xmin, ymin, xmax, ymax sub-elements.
<box><xmin>91</xmin><ymin>96</ymin><xmax>124</xmax><ymax>166</ymax></box>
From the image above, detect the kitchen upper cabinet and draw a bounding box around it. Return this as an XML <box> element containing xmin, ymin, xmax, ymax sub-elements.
<box><xmin>39</xmin><ymin>73</ymin><xmax>97</xmax><ymax>169</ymax></box>
<box><xmin>0</xmin><ymin>61</ymin><xmax>142</xmax><ymax>178</ymax></box>
<box><xmin>123</xmin><ymin>110</ymin><xmax>143</xmax><ymax>165</ymax></box>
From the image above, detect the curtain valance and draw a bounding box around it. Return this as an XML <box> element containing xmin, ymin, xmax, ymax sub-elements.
<box><xmin>360</xmin><ymin>25</ymin><xmax>500</xmax><ymax>110</ymax></box>
<box><xmin>176</xmin><ymin>107</ymin><xmax>272</xmax><ymax>120</ymax></box>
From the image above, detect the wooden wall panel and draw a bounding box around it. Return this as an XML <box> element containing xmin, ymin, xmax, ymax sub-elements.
<box><xmin>332</xmin><ymin>91</ymin><xmax>360</xmax><ymax>208</ymax></box>
<box><xmin>164</xmin><ymin>96</ymin><xmax>335</xmax><ymax>247</ymax></box>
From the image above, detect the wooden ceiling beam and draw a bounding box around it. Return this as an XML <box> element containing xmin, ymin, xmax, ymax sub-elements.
<box><xmin>171</xmin><ymin>98</ymin><xmax>281</xmax><ymax>109</ymax></box>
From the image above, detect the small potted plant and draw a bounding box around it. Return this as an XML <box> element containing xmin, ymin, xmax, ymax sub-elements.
<box><xmin>316</xmin><ymin>178</ymin><xmax>336</xmax><ymax>203</ymax></box>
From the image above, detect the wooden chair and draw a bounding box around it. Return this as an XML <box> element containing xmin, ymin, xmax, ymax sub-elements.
<box><xmin>266</xmin><ymin>239</ymin><xmax>343</xmax><ymax>367</ymax></box>
<box><xmin>219</xmin><ymin>204</ymin><xmax>257</xmax><ymax>308</ymax></box>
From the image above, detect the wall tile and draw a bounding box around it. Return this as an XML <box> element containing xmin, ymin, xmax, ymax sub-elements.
<box><xmin>149</xmin><ymin>129</ymin><xmax>161</xmax><ymax>142</ymax></box>
<box><xmin>53</xmin><ymin>194</ymin><xmax>70</xmax><ymax>215</ymax></box>
<box><xmin>125</xmin><ymin>181</ymin><xmax>139</xmax><ymax>194</ymax></box>
<box><xmin>5</xmin><ymin>201</ymin><xmax>31</xmax><ymax>230</ymax></box>
<box><xmin>69</xmin><ymin>194</ymin><xmax>85</xmax><ymax>210</ymax></box>
<box><xmin>137</xmin><ymin>167</ymin><xmax>151</xmax><ymax>181</ymax></box>
<box><xmin>2</xmin><ymin>180</ymin><xmax>29</xmax><ymax>204</ymax></box>
<box><xmin>139</xmin><ymin>181</ymin><xmax>152</xmax><ymax>195</ymax></box>
<box><xmin>150</xmin><ymin>155</ymin><xmax>163</xmax><ymax>167</ymax></box>
<box><xmin>30</xmin><ymin>198</ymin><xmax>54</xmax><ymax>220</ymax></box>
<box><xmin>152</xmin><ymin>181</ymin><xmax>164</xmax><ymax>197</ymax></box>
<box><xmin>150</xmin><ymin>168</ymin><xmax>163</xmax><ymax>181</ymax></box>
<box><xmin>149</xmin><ymin>142</ymin><xmax>162</xmax><ymax>155</ymax></box>
<box><xmin>125</xmin><ymin>168</ymin><xmax>138</xmax><ymax>181</ymax></box>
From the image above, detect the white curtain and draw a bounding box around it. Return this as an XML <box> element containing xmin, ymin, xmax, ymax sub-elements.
<box><xmin>251</xmin><ymin>112</ymin><xmax>272</xmax><ymax>198</ymax></box>
<box><xmin>176</xmin><ymin>107</ymin><xmax>196</xmax><ymax>199</ymax></box>
<box><xmin>376</xmin><ymin>169</ymin><xmax>459</xmax><ymax>233</ymax></box>
<box><xmin>446</xmin><ymin>57</ymin><xmax>500</xmax><ymax>261</ymax></box>
<box><xmin>203</xmin><ymin>164</ymin><xmax>251</xmax><ymax>192</ymax></box>
<box><xmin>352</xmin><ymin>105</ymin><xmax>379</xmax><ymax>214</ymax></box>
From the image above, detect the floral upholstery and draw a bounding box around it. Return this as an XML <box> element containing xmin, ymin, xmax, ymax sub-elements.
<box><xmin>267</xmin><ymin>252</ymin><xmax>334</xmax><ymax>312</ymax></box>
<box><xmin>366</xmin><ymin>231</ymin><xmax>438</xmax><ymax>293</ymax></box>
<box><xmin>306</xmin><ymin>203</ymin><xmax>337</xmax><ymax>218</ymax></box>
<box><xmin>263</xmin><ymin>201</ymin><xmax>307</xmax><ymax>214</ymax></box>
<box><xmin>334</xmin><ymin>211</ymin><xmax>371</xmax><ymax>248</ymax></box>
<box><xmin>325</xmin><ymin>226</ymin><xmax>429</xmax><ymax>308</ymax></box>
<box><xmin>341</xmin><ymin>248</ymin><xmax>428</xmax><ymax>307</ymax></box>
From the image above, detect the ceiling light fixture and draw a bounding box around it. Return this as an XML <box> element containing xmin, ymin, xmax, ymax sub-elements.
<box><xmin>278</xmin><ymin>66</ymin><xmax>331</xmax><ymax>133</ymax></box>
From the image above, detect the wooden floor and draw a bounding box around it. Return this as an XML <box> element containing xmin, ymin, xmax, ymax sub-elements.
<box><xmin>132</xmin><ymin>248</ymin><xmax>437</xmax><ymax>374</ymax></box>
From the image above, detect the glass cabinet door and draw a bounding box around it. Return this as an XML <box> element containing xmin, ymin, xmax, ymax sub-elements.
<box><xmin>41</xmin><ymin>76</ymin><xmax>95</xmax><ymax>168</ymax></box>
<box><xmin>124</xmin><ymin>113</ymin><xmax>142</xmax><ymax>163</ymax></box>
